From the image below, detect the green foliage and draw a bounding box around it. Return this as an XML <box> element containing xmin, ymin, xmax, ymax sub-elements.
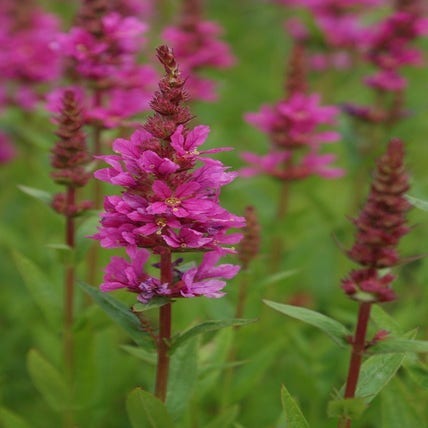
<box><xmin>12</xmin><ymin>250</ymin><xmax>62</xmax><ymax>329</ymax></box>
<box><xmin>347</xmin><ymin>353</ymin><xmax>406</xmax><ymax>404</ymax></box>
<box><xmin>17</xmin><ymin>185</ymin><xmax>53</xmax><ymax>205</ymax></box>
<box><xmin>371</xmin><ymin>337</ymin><xmax>428</xmax><ymax>354</ymax></box>
<box><xmin>263</xmin><ymin>300</ymin><xmax>351</xmax><ymax>347</ymax></box>
<box><xmin>0</xmin><ymin>407</ymin><xmax>31</xmax><ymax>428</ymax></box>
<box><xmin>327</xmin><ymin>397</ymin><xmax>367</xmax><ymax>420</ymax></box>
<box><xmin>381</xmin><ymin>378</ymin><xmax>426</xmax><ymax>428</ymax></box>
<box><xmin>204</xmin><ymin>406</ymin><xmax>239</xmax><ymax>428</ymax></box>
<box><xmin>279</xmin><ymin>385</ymin><xmax>310</xmax><ymax>428</ymax></box>
<box><xmin>26</xmin><ymin>349</ymin><xmax>68</xmax><ymax>412</ymax></box>
<box><xmin>126</xmin><ymin>388</ymin><xmax>175</xmax><ymax>428</ymax></box>
<box><xmin>170</xmin><ymin>318</ymin><xmax>256</xmax><ymax>353</ymax></box>
<box><xmin>78</xmin><ymin>281</ymin><xmax>157</xmax><ymax>350</ymax></box>
<box><xmin>406</xmin><ymin>194</ymin><xmax>428</xmax><ymax>212</ymax></box>
<box><xmin>166</xmin><ymin>338</ymin><xmax>198</xmax><ymax>420</ymax></box>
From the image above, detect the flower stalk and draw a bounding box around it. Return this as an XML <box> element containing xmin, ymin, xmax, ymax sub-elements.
<box><xmin>50</xmin><ymin>89</ymin><xmax>91</xmax><ymax>427</ymax></box>
<box><xmin>338</xmin><ymin>138</ymin><xmax>411</xmax><ymax>427</ymax></box>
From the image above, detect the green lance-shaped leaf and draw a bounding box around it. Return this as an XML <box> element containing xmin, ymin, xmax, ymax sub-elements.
<box><xmin>17</xmin><ymin>185</ymin><xmax>53</xmax><ymax>205</ymax></box>
<box><xmin>26</xmin><ymin>349</ymin><xmax>68</xmax><ymax>412</ymax></box>
<box><xmin>370</xmin><ymin>304</ymin><xmax>401</xmax><ymax>335</ymax></box>
<box><xmin>170</xmin><ymin>318</ymin><xmax>256</xmax><ymax>353</ymax></box>
<box><xmin>166</xmin><ymin>337</ymin><xmax>198</xmax><ymax>420</ymax></box>
<box><xmin>337</xmin><ymin>352</ymin><xmax>406</xmax><ymax>405</ymax></box>
<box><xmin>371</xmin><ymin>338</ymin><xmax>428</xmax><ymax>354</ymax></box>
<box><xmin>0</xmin><ymin>407</ymin><xmax>32</xmax><ymax>428</ymax></box>
<box><xmin>381</xmin><ymin>378</ymin><xmax>425</xmax><ymax>428</ymax></box>
<box><xmin>405</xmin><ymin>362</ymin><xmax>428</xmax><ymax>390</ymax></box>
<box><xmin>204</xmin><ymin>406</ymin><xmax>239</xmax><ymax>428</ymax></box>
<box><xmin>13</xmin><ymin>251</ymin><xmax>61</xmax><ymax>329</ymax></box>
<box><xmin>78</xmin><ymin>281</ymin><xmax>156</xmax><ymax>351</ymax></box>
<box><xmin>406</xmin><ymin>194</ymin><xmax>428</xmax><ymax>212</ymax></box>
<box><xmin>132</xmin><ymin>297</ymin><xmax>171</xmax><ymax>313</ymax></box>
<box><xmin>263</xmin><ymin>300</ymin><xmax>351</xmax><ymax>347</ymax></box>
<box><xmin>120</xmin><ymin>345</ymin><xmax>157</xmax><ymax>365</ymax></box>
<box><xmin>126</xmin><ymin>388</ymin><xmax>175</xmax><ymax>428</ymax></box>
<box><xmin>280</xmin><ymin>385</ymin><xmax>310</xmax><ymax>428</ymax></box>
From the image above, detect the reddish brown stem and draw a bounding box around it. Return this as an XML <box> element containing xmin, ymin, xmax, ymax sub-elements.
<box><xmin>338</xmin><ymin>302</ymin><xmax>372</xmax><ymax>428</ymax></box>
<box><xmin>64</xmin><ymin>186</ymin><xmax>76</xmax><ymax>428</ymax></box>
<box><xmin>154</xmin><ymin>249</ymin><xmax>173</xmax><ymax>402</ymax></box>
<box><xmin>235</xmin><ymin>269</ymin><xmax>248</xmax><ymax>320</ymax></box>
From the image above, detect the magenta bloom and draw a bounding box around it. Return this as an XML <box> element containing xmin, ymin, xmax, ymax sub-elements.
<box><xmin>162</xmin><ymin>0</ymin><xmax>235</xmax><ymax>101</ymax></box>
<box><xmin>0</xmin><ymin>132</ymin><xmax>16</xmax><ymax>164</ymax></box>
<box><xmin>0</xmin><ymin>4</ymin><xmax>62</xmax><ymax>109</ymax></box>
<box><xmin>242</xmin><ymin>91</ymin><xmax>343</xmax><ymax>181</ymax></box>
<box><xmin>93</xmin><ymin>46</ymin><xmax>243</xmax><ymax>303</ymax></box>
<box><xmin>54</xmin><ymin>8</ymin><xmax>157</xmax><ymax>129</ymax></box>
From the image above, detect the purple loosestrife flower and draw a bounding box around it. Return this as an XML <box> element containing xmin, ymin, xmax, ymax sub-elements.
<box><xmin>278</xmin><ymin>0</ymin><xmax>381</xmax><ymax>71</ymax></box>
<box><xmin>53</xmin><ymin>0</ymin><xmax>157</xmax><ymax>129</ymax></box>
<box><xmin>342</xmin><ymin>138</ymin><xmax>411</xmax><ymax>302</ymax></box>
<box><xmin>93</xmin><ymin>46</ymin><xmax>244</xmax><ymax>303</ymax></box>
<box><xmin>344</xmin><ymin>0</ymin><xmax>428</xmax><ymax>124</ymax></box>
<box><xmin>0</xmin><ymin>0</ymin><xmax>62</xmax><ymax>109</ymax></box>
<box><xmin>162</xmin><ymin>0</ymin><xmax>235</xmax><ymax>102</ymax></box>
<box><xmin>241</xmin><ymin>43</ymin><xmax>343</xmax><ymax>181</ymax></box>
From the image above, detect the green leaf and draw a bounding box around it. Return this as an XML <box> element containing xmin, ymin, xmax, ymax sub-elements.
<box><xmin>370</xmin><ymin>304</ymin><xmax>401</xmax><ymax>335</ymax></box>
<box><xmin>166</xmin><ymin>337</ymin><xmax>198</xmax><ymax>420</ymax></box>
<box><xmin>132</xmin><ymin>297</ymin><xmax>171</xmax><ymax>313</ymax></box>
<box><xmin>404</xmin><ymin>362</ymin><xmax>428</xmax><ymax>389</ymax></box>
<box><xmin>78</xmin><ymin>281</ymin><xmax>156</xmax><ymax>350</ymax></box>
<box><xmin>339</xmin><ymin>353</ymin><xmax>406</xmax><ymax>404</ymax></box>
<box><xmin>327</xmin><ymin>398</ymin><xmax>367</xmax><ymax>420</ymax></box>
<box><xmin>204</xmin><ymin>406</ymin><xmax>239</xmax><ymax>428</ymax></box>
<box><xmin>46</xmin><ymin>243</ymin><xmax>74</xmax><ymax>265</ymax></box>
<box><xmin>126</xmin><ymin>388</ymin><xmax>175</xmax><ymax>428</ymax></box>
<box><xmin>0</xmin><ymin>407</ymin><xmax>32</xmax><ymax>428</ymax></box>
<box><xmin>263</xmin><ymin>300</ymin><xmax>351</xmax><ymax>347</ymax></box>
<box><xmin>120</xmin><ymin>345</ymin><xmax>156</xmax><ymax>365</ymax></box>
<box><xmin>230</xmin><ymin>339</ymin><xmax>283</xmax><ymax>402</ymax></box>
<box><xmin>280</xmin><ymin>385</ymin><xmax>310</xmax><ymax>428</ymax></box>
<box><xmin>406</xmin><ymin>194</ymin><xmax>428</xmax><ymax>211</ymax></box>
<box><xmin>12</xmin><ymin>251</ymin><xmax>61</xmax><ymax>329</ymax></box>
<box><xmin>261</xmin><ymin>270</ymin><xmax>298</xmax><ymax>287</ymax></box>
<box><xmin>17</xmin><ymin>185</ymin><xmax>53</xmax><ymax>205</ymax></box>
<box><xmin>26</xmin><ymin>349</ymin><xmax>68</xmax><ymax>412</ymax></box>
<box><xmin>171</xmin><ymin>318</ymin><xmax>255</xmax><ymax>353</ymax></box>
<box><xmin>381</xmin><ymin>378</ymin><xmax>425</xmax><ymax>428</ymax></box>
<box><xmin>371</xmin><ymin>338</ymin><xmax>428</xmax><ymax>354</ymax></box>
<box><xmin>75</xmin><ymin>212</ymin><xmax>100</xmax><ymax>263</ymax></box>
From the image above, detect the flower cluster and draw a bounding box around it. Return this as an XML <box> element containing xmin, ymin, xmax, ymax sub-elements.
<box><xmin>93</xmin><ymin>46</ymin><xmax>244</xmax><ymax>303</ymax></box>
<box><xmin>50</xmin><ymin>90</ymin><xmax>92</xmax><ymax>217</ymax></box>
<box><xmin>364</xmin><ymin>1</ymin><xmax>428</xmax><ymax>93</ymax></box>
<box><xmin>342</xmin><ymin>138</ymin><xmax>411</xmax><ymax>302</ymax></box>
<box><xmin>278</xmin><ymin>0</ymin><xmax>380</xmax><ymax>70</ymax></box>
<box><xmin>241</xmin><ymin>43</ymin><xmax>343</xmax><ymax>181</ymax></box>
<box><xmin>162</xmin><ymin>0</ymin><xmax>235</xmax><ymax>101</ymax></box>
<box><xmin>53</xmin><ymin>0</ymin><xmax>157</xmax><ymax>129</ymax></box>
<box><xmin>344</xmin><ymin>0</ymin><xmax>428</xmax><ymax>123</ymax></box>
<box><xmin>0</xmin><ymin>0</ymin><xmax>62</xmax><ymax>109</ymax></box>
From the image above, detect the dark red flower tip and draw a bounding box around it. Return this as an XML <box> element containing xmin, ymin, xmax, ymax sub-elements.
<box><xmin>347</xmin><ymin>138</ymin><xmax>411</xmax><ymax>269</ymax></box>
<box><xmin>50</xmin><ymin>90</ymin><xmax>91</xmax><ymax>188</ymax></box>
